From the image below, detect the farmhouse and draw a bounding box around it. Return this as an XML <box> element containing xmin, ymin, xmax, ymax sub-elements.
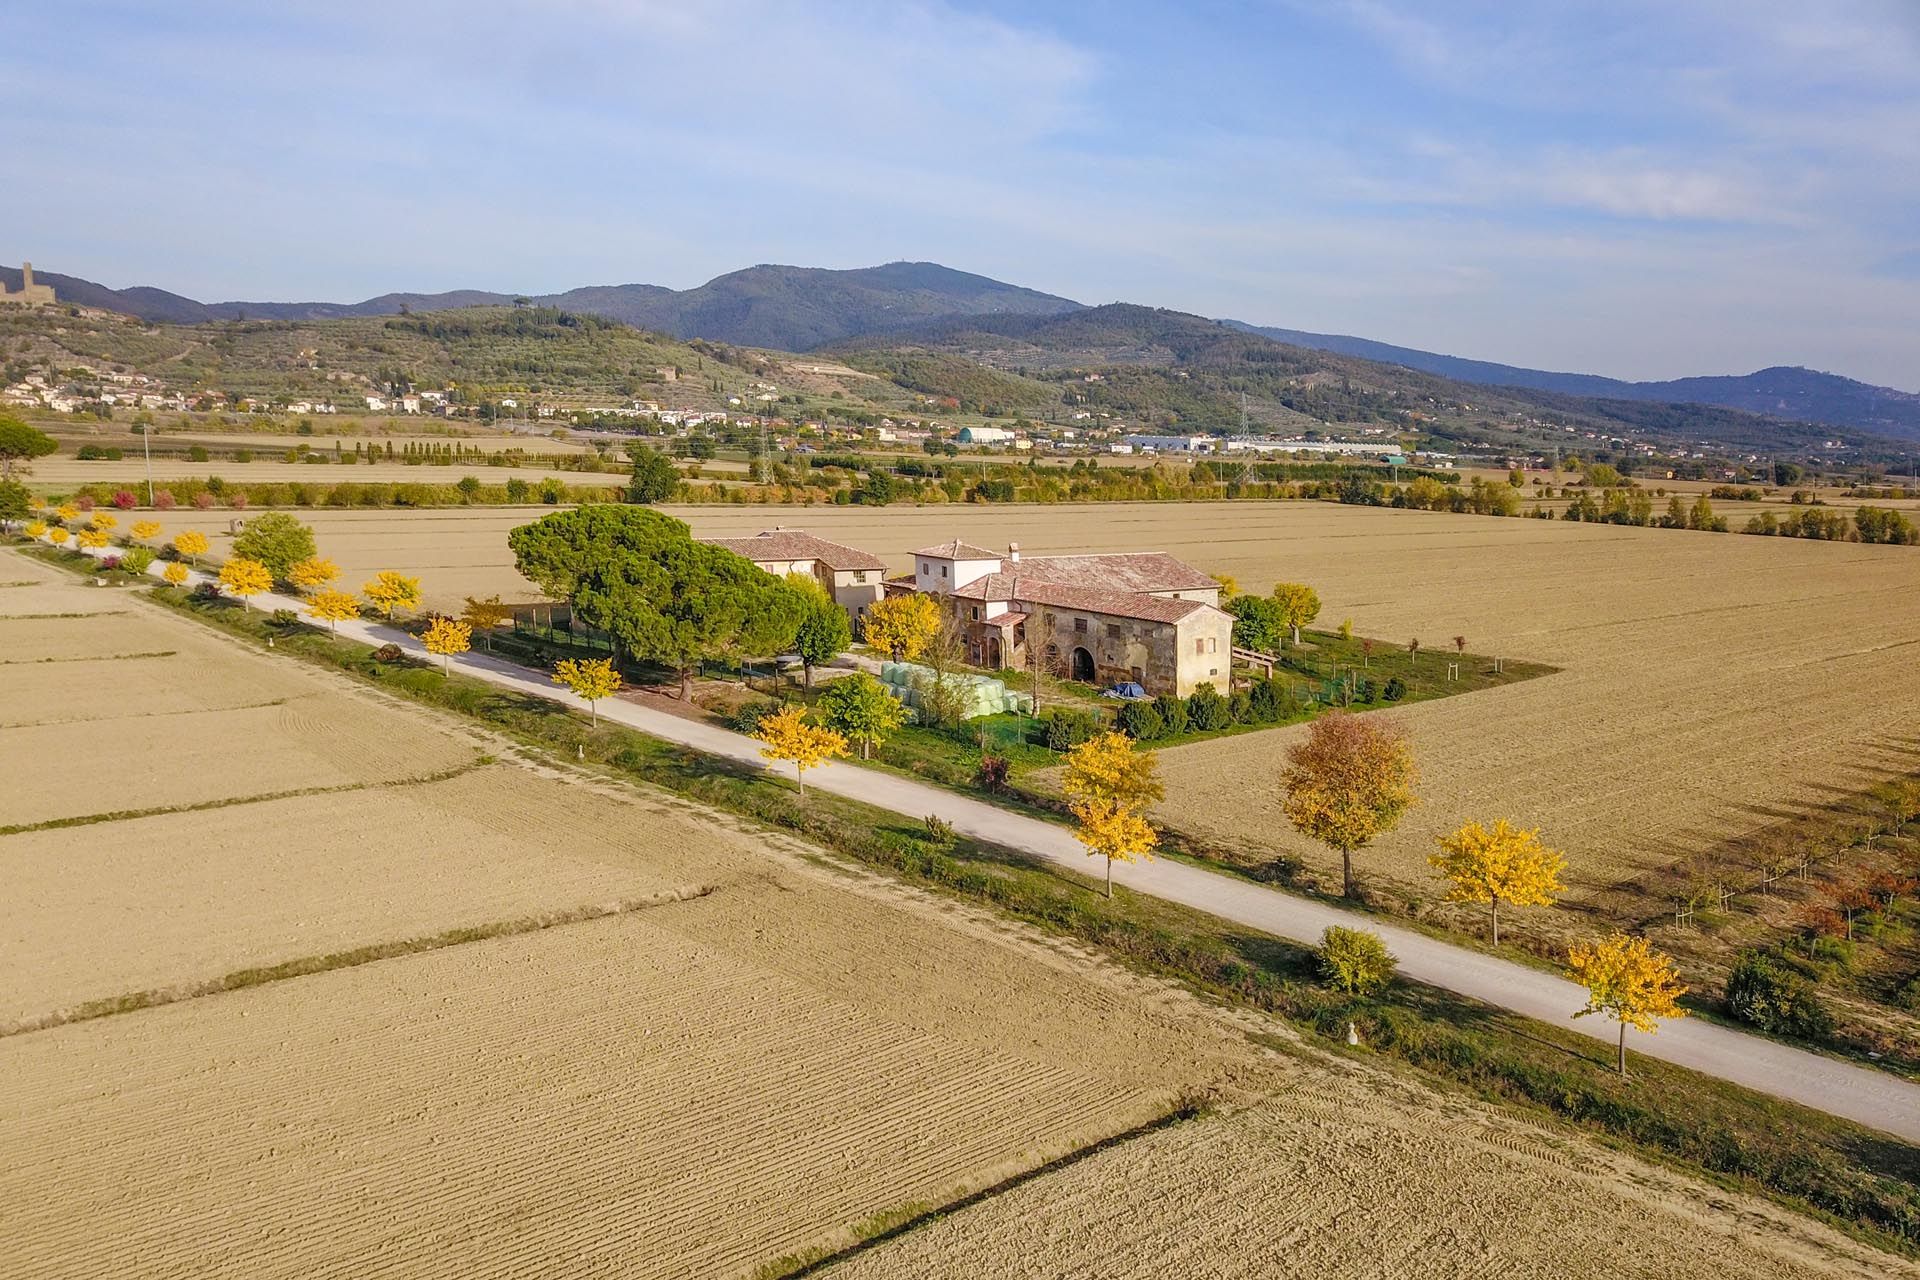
<box><xmin>910</xmin><ymin>539</ymin><xmax>1232</xmax><ymax>696</ymax></box>
<box><xmin>701</xmin><ymin>528</ymin><xmax>888</xmax><ymax>623</ymax></box>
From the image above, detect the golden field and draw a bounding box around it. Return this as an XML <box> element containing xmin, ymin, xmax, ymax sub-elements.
<box><xmin>3</xmin><ymin>544</ymin><xmax>1912</xmax><ymax>1277</ymax></box>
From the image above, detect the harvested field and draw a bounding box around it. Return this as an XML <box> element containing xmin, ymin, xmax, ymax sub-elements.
<box><xmin>837</xmin><ymin>1069</ymin><xmax>1912</xmax><ymax>1280</ymax></box>
<box><xmin>63</xmin><ymin>501</ymin><xmax>1920</xmax><ymax>913</ymax></box>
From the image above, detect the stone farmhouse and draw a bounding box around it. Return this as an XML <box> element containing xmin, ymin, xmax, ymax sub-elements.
<box><xmin>700</xmin><ymin>528</ymin><xmax>888</xmax><ymax>625</ymax></box>
<box><xmin>0</xmin><ymin>262</ymin><xmax>55</xmax><ymax>307</ymax></box>
<box><xmin>908</xmin><ymin>539</ymin><xmax>1233</xmax><ymax>696</ymax></box>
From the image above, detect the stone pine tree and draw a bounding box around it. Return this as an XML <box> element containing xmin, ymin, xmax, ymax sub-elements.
<box><xmin>1280</xmin><ymin>712</ymin><xmax>1418</xmax><ymax>899</ymax></box>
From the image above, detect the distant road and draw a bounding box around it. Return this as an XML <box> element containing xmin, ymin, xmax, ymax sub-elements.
<box><xmin>78</xmin><ymin>545</ymin><xmax>1920</xmax><ymax>1144</ymax></box>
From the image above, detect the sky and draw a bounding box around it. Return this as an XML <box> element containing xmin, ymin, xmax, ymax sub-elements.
<box><xmin>3</xmin><ymin>1</ymin><xmax>1918</xmax><ymax>387</ymax></box>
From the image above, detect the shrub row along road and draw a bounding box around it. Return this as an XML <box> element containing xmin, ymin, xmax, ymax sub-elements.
<box><xmin>83</xmin><ymin>548</ymin><xmax>1920</xmax><ymax>1143</ymax></box>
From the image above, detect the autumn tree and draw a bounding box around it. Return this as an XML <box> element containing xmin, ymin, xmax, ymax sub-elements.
<box><xmin>1062</xmin><ymin>731</ymin><xmax>1165</xmax><ymax>897</ymax></box>
<box><xmin>789</xmin><ymin>576</ymin><xmax>851</xmax><ymax>689</ymax></box>
<box><xmin>171</xmin><ymin>530</ymin><xmax>209</xmax><ymax>564</ymax></box>
<box><xmin>754</xmin><ymin>704</ymin><xmax>847</xmax><ymax>797</ymax></box>
<box><xmin>1271</xmin><ymin>582</ymin><xmax>1321</xmax><ymax>645</ymax></box>
<box><xmin>461</xmin><ymin>595</ymin><xmax>513</xmax><ymax>651</ymax></box>
<box><xmin>47</xmin><ymin>525</ymin><xmax>69</xmax><ymax>545</ymax></box>
<box><xmin>131</xmin><ymin>520</ymin><xmax>162</xmax><ymax>541</ymax></box>
<box><xmin>162</xmin><ymin>561</ymin><xmax>189</xmax><ymax>586</ymax></box>
<box><xmin>232</xmin><ymin>512</ymin><xmax>317</xmax><ymax>579</ymax></box>
<box><xmin>217</xmin><ymin>556</ymin><xmax>273</xmax><ymax>609</ymax></box>
<box><xmin>862</xmin><ymin>592</ymin><xmax>941</xmax><ymax>661</ymax></box>
<box><xmin>816</xmin><ymin>672</ymin><xmax>907</xmax><ymax>759</ymax></box>
<box><xmin>421</xmin><ymin>615</ymin><xmax>473</xmax><ymax>673</ymax></box>
<box><xmin>1280</xmin><ymin>712</ymin><xmax>1418</xmax><ymax>899</ymax></box>
<box><xmin>552</xmin><ymin>656</ymin><xmax>622</xmax><ymax>725</ymax></box>
<box><xmin>89</xmin><ymin>512</ymin><xmax>117</xmax><ymax>531</ymax></box>
<box><xmin>77</xmin><ymin>527</ymin><xmax>111</xmax><ymax>549</ymax></box>
<box><xmin>1568</xmin><ymin>931</ymin><xmax>1687</xmax><ymax>1075</ymax></box>
<box><xmin>1429</xmin><ymin>818</ymin><xmax>1567</xmax><ymax>943</ymax></box>
<box><xmin>305</xmin><ymin>588</ymin><xmax>362</xmax><ymax>633</ymax></box>
<box><xmin>508</xmin><ymin>506</ymin><xmax>806</xmax><ymax>699</ymax></box>
<box><xmin>362</xmin><ymin>570</ymin><xmax>423</xmax><ymax>619</ymax></box>
<box><xmin>289</xmin><ymin>555</ymin><xmax>341</xmax><ymax>593</ymax></box>
<box><xmin>24</xmin><ymin>518</ymin><xmax>47</xmax><ymax>538</ymax></box>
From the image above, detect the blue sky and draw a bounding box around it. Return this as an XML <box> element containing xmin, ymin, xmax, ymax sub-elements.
<box><xmin>4</xmin><ymin>1</ymin><xmax>1917</xmax><ymax>386</ymax></box>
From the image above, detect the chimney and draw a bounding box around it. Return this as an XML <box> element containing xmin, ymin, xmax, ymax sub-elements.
<box><xmin>1008</xmin><ymin>541</ymin><xmax>1020</xmax><ymax>563</ymax></box>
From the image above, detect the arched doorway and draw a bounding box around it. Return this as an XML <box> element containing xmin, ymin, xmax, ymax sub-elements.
<box><xmin>983</xmin><ymin>635</ymin><xmax>1002</xmax><ymax>668</ymax></box>
<box><xmin>1070</xmin><ymin>646</ymin><xmax>1095</xmax><ymax>683</ymax></box>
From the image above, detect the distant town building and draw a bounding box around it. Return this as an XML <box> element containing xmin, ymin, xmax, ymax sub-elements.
<box><xmin>1124</xmin><ymin>434</ymin><xmax>1214</xmax><ymax>453</ymax></box>
<box><xmin>0</xmin><ymin>262</ymin><xmax>55</xmax><ymax>307</ymax></box>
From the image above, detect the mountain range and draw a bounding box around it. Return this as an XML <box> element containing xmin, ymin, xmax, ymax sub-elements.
<box><xmin>6</xmin><ymin>259</ymin><xmax>1917</xmax><ymax>440</ymax></box>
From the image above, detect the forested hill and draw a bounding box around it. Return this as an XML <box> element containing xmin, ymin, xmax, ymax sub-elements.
<box><xmin>0</xmin><ymin>262</ymin><xmax>1081</xmax><ymax>353</ymax></box>
<box><xmin>1231</xmin><ymin>320</ymin><xmax>1920</xmax><ymax>439</ymax></box>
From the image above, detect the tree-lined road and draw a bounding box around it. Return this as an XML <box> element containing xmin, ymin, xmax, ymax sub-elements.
<box><xmin>70</xmin><ymin>543</ymin><xmax>1920</xmax><ymax>1144</ymax></box>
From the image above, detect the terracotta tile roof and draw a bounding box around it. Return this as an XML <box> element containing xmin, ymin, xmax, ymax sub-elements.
<box><xmin>1013</xmin><ymin>552</ymin><xmax>1219</xmax><ymax>594</ymax></box>
<box><xmin>912</xmin><ymin>538</ymin><xmax>1004</xmax><ymax>560</ymax></box>
<box><xmin>951</xmin><ymin>574</ymin><xmax>1218</xmax><ymax>625</ymax></box>
<box><xmin>703</xmin><ymin>530</ymin><xmax>886</xmax><ymax>572</ymax></box>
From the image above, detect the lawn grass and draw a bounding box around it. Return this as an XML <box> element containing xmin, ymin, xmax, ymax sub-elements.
<box><xmin>94</xmin><ymin>563</ymin><xmax>1920</xmax><ymax>1254</ymax></box>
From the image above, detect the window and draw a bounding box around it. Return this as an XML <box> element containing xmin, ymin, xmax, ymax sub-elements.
<box><xmin>1105</xmin><ymin>623</ymin><xmax>1121</xmax><ymax>640</ymax></box>
<box><xmin>1073</xmin><ymin>617</ymin><xmax>1088</xmax><ymax>635</ymax></box>
<box><xmin>1207</xmin><ymin>637</ymin><xmax>1218</xmax><ymax>654</ymax></box>
<box><xmin>919</xmin><ymin>561</ymin><xmax>928</xmax><ymax>574</ymax></box>
<box><xmin>854</xmin><ymin>571</ymin><xmax>867</xmax><ymax>584</ymax></box>
<box><xmin>1195</xmin><ymin>638</ymin><xmax>1205</xmax><ymax>656</ymax></box>
<box><xmin>970</xmin><ymin>606</ymin><xmax>979</xmax><ymax>620</ymax></box>
<box><xmin>940</xmin><ymin>564</ymin><xmax>948</xmax><ymax>578</ymax></box>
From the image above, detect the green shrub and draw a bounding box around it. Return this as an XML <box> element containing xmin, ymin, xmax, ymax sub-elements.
<box><xmin>1725</xmin><ymin>951</ymin><xmax>1834</xmax><ymax>1040</ymax></box>
<box><xmin>1186</xmin><ymin>682</ymin><xmax>1231</xmax><ymax>732</ymax></box>
<box><xmin>118</xmin><ymin>546</ymin><xmax>154</xmax><ymax>575</ymax></box>
<box><xmin>922</xmin><ymin>814</ymin><xmax>956</xmax><ymax>847</ymax></box>
<box><xmin>1117</xmin><ymin>699</ymin><xmax>1165</xmax><ymax>740</ymax></box>
<box><xmin>1248</xmin><ymin>677</ymin><xmax>1288</xmax><ymax>722</ymax></box>
<box><xmin>1318</xmin><ymin>925</ymin><xmax>1397</xmax><ymax>995</ymax></box>
<box><xmin>1228</xmin><ymin>689</ymin><xmax>1254</xmax><ymax>723</ymax></box>
<box><xmin>1043</xmin><ymin>707</ymin><xmax>1099</xmax><ymax>751</ymax></box>
<box><xmin>1383</xmin><ymin>676</ymin><xmax>1407</xmax><ymax>702</ymax></box>
<box><xmin>727</xmin><ymin>698</ymin><xmax>786</xmax><ymax>734</ymax></box>
<box><xmin>1152</xmin><ymin>693</ymin><xmax>1188</xmax><ymax>736</ymax></box>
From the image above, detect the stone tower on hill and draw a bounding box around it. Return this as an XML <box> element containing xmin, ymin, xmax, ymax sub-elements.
<box><xmin>0</xmin><ymin>263</ymin><xmax>56</xmax><ymax>306</ymax></box>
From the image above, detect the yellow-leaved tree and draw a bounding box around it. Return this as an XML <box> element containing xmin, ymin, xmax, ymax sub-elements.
<box><xmin>1280</xmin><ymin>711</ymin><xmax>1418</xmax><ymax>899</ymax></box>
<box><xmin>461</xmin><ymin>595</ymin><xmax>513</xmax><ymax>652</ymax></box>
<box><xmin>305</xmin><ymin>588</ymin><xmax>362</xmax><ymax>634</ymax></box>
<box><xmin>162</xmin><ymin>561</ymin><xmax>190</xmax><ymax>586</ymax></box>
<box><xmin>90</xmin><ymin>512</ymin><xmax>117</xmax><ymax>531</ymax></box>
<box><xmin>1429</xmin><ymin>818</ymin><xmax>1567</xmax><ymax>944</ymax></box>
<box><xmin>131</xmin><ymin>520</ymin><xmax>162</xmax><ymax>541</ymax></box>
<box><xmin>862</xmin><ymin>593</ymin><xmax>941</xmax><ymax>661</ymax></box>
<box><xmin>55</xmin><ymin>503</ymin><xmax>79</xmax><ymax>522</ymax></box>
<box><xmin>1568</xmin><ymin>931</ymin><xmax>1687</xmax><ymax>1076</ymax></box>
<box><xmin>172</xmin><ymin>530</ymin><xmax>209</xmax><ymax>564</ymax></box>
<box><xmin>1271</xmin><ymin>582</ymin><xmax>1322</xmax><ymax>646</ymax></box>
<box><xmin>77</xmin><ymin>527</ymin><xmax>111</xmax><ymax>548</ymax></box>
<box><xmin>1062</xmin><ymin>731</ymin><xmax>1165</xmax><ymax>897</ymax></box>
<box><xmin>754</xmin><ymin>704</ymin><xmax>847</xmax><ymax>797</ymax></box>
<box><xmin>288</xmin><ymin>556</ymin><xmax>340</xmax><ymax>593</ymax></box>
<box><xmin>552</xmin><ymin>656</ymin><xmax>622</xmax><ymax>725</ymax></box>
<box><xmin>218</xmin><ymin>556</ymin><xmax>273</xmax><ymax>609</ymax></box>
<box><xmin>48</xmin><ymin>526</ymin><xmax>69</xmax><ymax>545</ymax></box>
<box><xmin>362</xmin><ymin>570</ymin><xmax>422</xmax><ymax>619</ymax></box>
<box><xmin>25</xmin><ymin>519</ymin><xmax>46</xmax><ymax>538</ymax></box>
<box><xmin>420</xmin><ymin>615</ymin><xmax>472</xmax><ymax>673</ymax></box>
